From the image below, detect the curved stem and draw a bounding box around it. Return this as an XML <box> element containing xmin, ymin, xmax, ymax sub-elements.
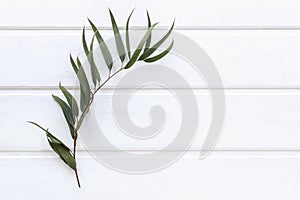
<box><xmin>94</xmin><ymin>67</ymin><xmax>124</xmax><ymax>94</ymax></box>
<box><xmin>76</xmin><ymin>67</ymin><xmax>124</xmax><ymax>129</ymax></box>
<box><xmin>72</xmin><ymin>66</ymin><xmax>124</xmax><ymax>188</ymax></box>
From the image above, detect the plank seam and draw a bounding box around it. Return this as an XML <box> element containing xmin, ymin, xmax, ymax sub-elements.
<box><xmin>3</xmin><ymin>26</ymin><xmax>300</xmax><ymax>31</ymax></box>
<box><xmin>3</xmin><ymin>87</ymin><xmax>300</xmax><ymax>91</ymax></box>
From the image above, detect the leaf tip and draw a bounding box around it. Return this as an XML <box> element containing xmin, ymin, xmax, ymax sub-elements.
<box><xmin>153</xmin><ymin>22</ymin><xmax>159</xmax><ymax>27</ymax></box>
<box><xmin>171</xmin><ymin>19</ymin><xmax>175</xmax><ymax>28</ymax></box>
<box><xmin>128</xmin><ymin>8</ymin><xmax>135</xmax><ymax>18</ymax></box>
<box><xmin>87</xmin><ymin>18</ymin><xmax>93</xmax><ymax>25</ymax></box>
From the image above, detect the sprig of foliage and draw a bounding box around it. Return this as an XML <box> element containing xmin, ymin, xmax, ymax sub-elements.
<box><xmin>28</xmin><ymin>9</ymin><xmax>174</xmax><ymax>188</ymax></box>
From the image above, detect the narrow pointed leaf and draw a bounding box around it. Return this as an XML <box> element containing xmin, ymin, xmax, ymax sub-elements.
<box><xmin>124</xmin><ymin>23</ymin><xmax>158</xmax><ymax>69</ymax></box>
<box><xmin>109</xmin><ymin>9</ymin><xmax>126</xmax><ymax>62</ymax></box>
<box><xmin>90</xmin><ymin>34</ymin><xmax>96</xmax><ymax>52</ymax></box>
<box><xmin>28</xmin><ymin>122</ymin><xmax>76</xmax><ymax>170</ymax></box>
<box><xmin>144</xmin><ymin>10</ymin><xmax>152</xmax><ymax>52</ymax></box>
<box><xmin>82</xmin><ymin>26</ymin><xmax>89</xmax><ymax>56</ymax></box>
<box><xmin>52</xmin><ymin>95</ymin><xmax>75</xmax><ymax>139</ymax></box>
<box><xmin>76</xmin><ymin>112</ymin><xmax>86</xmax><ymax>130</ymax></box>
<box><xmin>88</xmin><ymin>19</ymin><xmax>113</xmax><ymax>71</ymax></box>
<box><xmin>48</xmin><ymin>140</ymin><xmax>76</xmax><ymax>170</ymax></box>
<box><xmin>89</xmin><ymin>36</ymin><xmax>101</xmax><ymax>86</ymax></box>
<box><xmin>52</xmin><ymin>95</ymin><xmax>75</xmax><ymax>126</ymax></box>
<box><xmin>76</xmin><ymin>58</ymin><xmax>91</xmax><ymax>111</ymax></box>
<box><xmin>79</xmin><ymin>86</ymin><xmax>89</xmax><ymax>112</ymax></box>
<box><xmin>139</xmin><ymin>20</ymin><xmax>175</xmax><ymax>60</ymax></box>
<box><xmin>28</xmin><ymin>121</ymin><xmax>48</xmax><ymax>132</ymax></box>
<box><xmin>70</xmin><ymin>54</ymin><xmax>78</xmax><ymax>74</ymax></box>
<box><xmin>83</xmin><ymin>28</ymin><xmax>100</xmax><ymax>86</ymax></box>
<box><xmin>59</xmin><ymin>82</ymin><xmax>79</xmax><ymax>117</ymax></box>
<box><xmin>67</xmin><ymin>122</ymin><xmax>76</xmax><ymax>139</ymax></box>
<box><xmin>76</xmin><ymin>95</ymin><xmax>92</xmax><ymax>130</ymax></box>
<box><xmin>144</xmin><ymin>40</ymin><xmax>174</xmax><ymax>63</ymax></box>
<box><xmin>126</xmin><ymin>9</ymin><xmax>135</xmax><ymax>59</ymax></box>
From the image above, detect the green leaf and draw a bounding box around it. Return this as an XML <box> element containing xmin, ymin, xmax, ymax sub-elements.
<box><xmin>139</xmin><ymin>20</ymin><xmax>175</xmax><ymax>60</ymax></box>
<box><xmin>59</xmin><ymin>82</ymin><xmax>79</xmax><ymax>117</ymax></box>
<box><xmin>28</xmin><ymin>121</ymin><xmax>76</xmax><ymax>170</ymax></box>
<box><xmin>144</xmin><ymin>10</ymin><xmax>152</xmax><ymax>52</ymax></box>
<box><xmin>76</xmin><ymin>57</ymin><xmax>91</xmax><ymax>111</ymax></box>
<box><xmin>144</xmin><ymin>40</ymin><xmax>174</xmax><ymax>63</ymax></box>
<box><xmin>82</xmin><ymin>27</ymin><xmax>100</xmax><ymax>86</ymax></box>
<box><xmin>88</xmin><ymin>19</ymin><xmax>113</xmax><ymax>71</ymax></box>
<box><xmin>80</xmin><ymin>85</ymin><xmax>90</xmax><ymax>112</ymax></box>
<box><xmin>109</xmin><ymin>9</ymin><xmax>126</xmax><ymax>63</ymax></box>
<box><xmin>90</xmin><ymin>34</ymin><xmax>96</xmax><ymax>52</ymax></box>
<box><xmin>89</xmin><ymin>36</ymin><xmax>101</xmax><ymax>86</ymax></box>
<box><xmin>66</xmin><ymin>123</ymin><xmax>76</xmax><ymax>140</ymax></box>
<box><xmin>52</xmin><ymin>95</ymin><xmax>75</xmax><ymax>126</ymax></box>
<box><xmin>124</xmin><ymin>23</ymin><xmax>158</xmax><ymax>69</ymax></box>
<box><xmin>82</xmin><ymin>26</ymin><xmax>89</xmax><ymax>56</ymax></box>
<box><xmin>76</xmin><ymin>112</ymin><xmax>86</xmax><ymax>130</ymax></box>
<box><xmin>70</xmin><ymin>54</ymin><xmax>78</xmax><ymax>74</ymax></box>
<box><xmin>28</xmin><ymin>121</ymin><xmax>48</xmax><ymax>132</ymax></box>
<box><xmin>126</xmin><ymin>9</ymin><xmax>135</xmax><ymax>59</ymax></box>
<box><xmin>49</xmin><ymin>140</ymin><xmax>76</xmax><ymax>170</ymax></box>
<box><xmin>52</xmin><ymin>95</ymin><xmax>75</xmax><ymax>138</ymax></box>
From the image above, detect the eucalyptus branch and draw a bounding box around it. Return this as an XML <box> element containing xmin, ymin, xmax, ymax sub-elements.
<box><xmin>28</xmin><ymin>9</ymin><xmax>174</xmax><ymax>188</ymax></box>
<box><xmin>72</xmin><ymin>67</ymin><xmax>124</xmax><ymax>187</ymax></box>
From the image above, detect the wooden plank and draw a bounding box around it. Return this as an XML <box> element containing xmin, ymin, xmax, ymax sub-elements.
<box><xmin>1</xmin><ymin>0</ymin><xmax>300</xmax><ymax>28</ymax></box>
<box><xmin>0</xmin><ymin>151</ymin><xmax>299</xmax><ymax>200</ymax></box>
<box><xmin>1</xmin><ymin>89</ymin><xmax>300</xmax><ymax>151</ymax></box>
<box><xmin>1</xmin><ymin>30</ymin><xmax>300</xmax><ymax>88</ymax></box>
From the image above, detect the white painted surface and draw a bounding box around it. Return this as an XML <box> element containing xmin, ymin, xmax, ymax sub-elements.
<box><xmin>2</xmin><ymin>89</ymin><xmax>300</xmax><ymax>151</ymax></box>
<box><xmin>1</xmin><ymin>0</ymin><xmax>300</xmax><ymax>199</ymax></box>
<box><xmin>1</xmin><ymin>0</ymin><xmax>300</xmax><ymax>28</ymax></box>
<box><xmin>2</xmin><ymin>30</ymin><xmax>300</xmax><ymax>88</ymax></box>
<box><xmin>1</xmin><ymin>151</ymin><xmax>300</xmax><ymax>200</ymax></box>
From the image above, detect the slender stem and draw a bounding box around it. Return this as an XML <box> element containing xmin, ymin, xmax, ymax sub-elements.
<box><xmin>74</xmin><ymin>167</ymin><xmax>81</xmax><ymax>188</ymax></box>
<box><xmin>94</xmin><ymin>67</ymin><xmax>124</xmax><ymax>94</ymax></box>
<box><xmin>76</xmin><ymin>67</ymin><xmax>124</xmax><ymax>129</ymax></box>
<box><xmin>73</xmin><ymin>129</ymin><xmax>81</xmax><ymax>188</ymax></box>
<box><xmin>72</xmin><ymin>66</ymin><xmax>124</xmax><ymax>188</ymax></box>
